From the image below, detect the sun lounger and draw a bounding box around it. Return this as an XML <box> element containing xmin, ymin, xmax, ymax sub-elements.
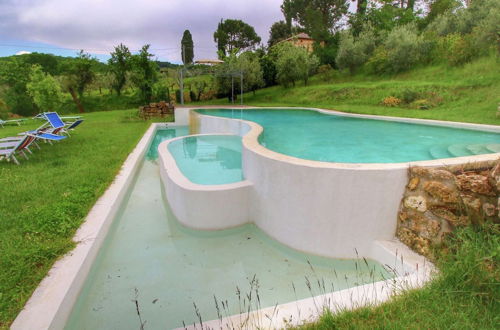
<box><xmin>0</xmin><ymin>135</ymin><xmax>37</xmax><ymax>165</ymax></box>
<box><xmin>0</xmin><ymin>118</ymin><xmax>26</xmax><ymax>128</ymax></box>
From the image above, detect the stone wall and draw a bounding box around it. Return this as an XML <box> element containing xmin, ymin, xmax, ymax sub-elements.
<box><xmin>139</xmin><ymin>101</ymin><xmax>174</xmax><ymax>120</ymax></box>
<box><xmin>397</xmin><ymin>159</ymin><xmax>500</xmax><ymax>258</ymax></box>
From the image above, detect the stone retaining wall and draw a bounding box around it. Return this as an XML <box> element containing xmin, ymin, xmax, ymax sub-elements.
<box><xmin>397</xmin><ymin>159</ymin><xmax>500</xmax><ymax>258</ymax></box>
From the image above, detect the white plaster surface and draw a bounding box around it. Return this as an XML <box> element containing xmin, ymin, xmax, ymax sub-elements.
<box><xmin>158</xmin><ymin>135</ymin><xmax>253</xmax><ymax>230</ymax></box>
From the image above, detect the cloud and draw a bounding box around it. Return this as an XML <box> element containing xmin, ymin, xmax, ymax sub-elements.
<box><xmin>0</xmin><ymin>0</ymin><xmax>284</xmax><ymax>62</ymax></box>
<box><xmin>15</xmin><ymin>50</ymin><xmax>32</xmax><ymax>55</ymax></box>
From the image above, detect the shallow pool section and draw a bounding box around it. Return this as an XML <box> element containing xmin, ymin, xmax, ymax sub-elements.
<box><xmin>196</xmin><ymin>108</ymin><xmax>500</xmax><ymax>163</ymax></box>
<box><xmin>65</xmin><ymin>129</ymin><xmax>391</xmax><ymax>329</ymax></box>
<box><xmin>167</xmin><ymin>135</ymin><xmax>244</xmax><ymax>185</ymax></box>
<box><xmin>146</xmin><ymin>126</ymin><xmax>189</xmax><ymax>160</ymax></box>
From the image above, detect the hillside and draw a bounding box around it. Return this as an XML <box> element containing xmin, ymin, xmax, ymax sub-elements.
<box><xmin>197</xmin><ymin>56</ymin><xmax>500</xmax><ymax>125</ymax></box>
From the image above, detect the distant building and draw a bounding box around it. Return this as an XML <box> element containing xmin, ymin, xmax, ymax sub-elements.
<box><xmin>281</xmin><ymin>33</ymin><xmax>323</xmax><ymax>53</ymax></box>
<box><xmin>194</xmin><ymin>59</ymin><xmax>224</xmax><ymax>66</ymax></box>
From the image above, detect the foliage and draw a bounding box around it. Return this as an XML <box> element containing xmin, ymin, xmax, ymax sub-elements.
<box><xmin>282</xmin><ymin>0</ymin><xmax>349</xmax><ymax>39</ymax></box>
<box><xmin>66</xmin><ymin>50</ymin><xmax>97</xmax><ymax>98</ymax></box>
<box><xmin>152</xmin><ymin>80</ymin><xmax>171</xmax><ymax>102</ymax></box>
<box><xmin>0</xmin><ymin>58</ymin><xmax>36</xmax><ymax>116</ymax></box>
<box><xmin>336</xmin><ymin>27</ymin><xmax>376</xmax><ymax>74</ymax></box>
<box><xmin>215</xmin><ymin>50</ymin><xmax>264</xmax><ymax>100</ymax></box>
<box><xmin>181</xmin><ymin>30</ymin><xmax>194</xmax><ymax>64</ymax></box>
<box><xmin>213</xmin><ymin>19</ymin><xmax>261</xmax><ymax>58</ymax></box>
<box><xmin>260</xmin><ymin>54</ymin><xmax>277</xmax><ymax>87</ymax></box>
<box><xmin>383</xmin><ymin>23</ymin><xmax>424</xmax><ymax>73</ymax></box>
<box><xmin>274</xmin><ymin>42</ymin><xmax>319</xmax><ymax>87</ymax></box>
<box><xmin>268</xmin><ymin>21</ymin><xmax>292</xmax><ymax>47</ymax></box>
<box><xmin>0</xmin><ymin>97</ymin><xmax>8</xmax><ymax>119</ymax></box>
<box><xmin>108</xmin><ymin>44</ymin><xmax>132</xmax><ymax>96</ymax></box>
<box><xmin>381</xmin><ymin>96</ymin><xmax>402</xmax><ymax>107</ymax></box>
<box><xmin>130</xmin><ymin>45</ymin><xmax>158</xmax><ymax>103</ymax></box>
<box><xmin>26</xmin><ymin>65</ymin><xmax>63</xmax><ymax>111</ymax></box>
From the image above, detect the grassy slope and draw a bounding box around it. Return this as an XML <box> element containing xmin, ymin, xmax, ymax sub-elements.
<box><xmin>194</xmin><ymin>56</ymin><xmax>500</xmax><ymax>125</ymax></box>
<box><xmin>0</xmin><ymin>110</ymin><xmax>172</xmax><ymax>328</ymax></box>
<box><xmin>299</xmin><ymin>224</ymin><xmax>499</xmax><ymax>329</ymax></box>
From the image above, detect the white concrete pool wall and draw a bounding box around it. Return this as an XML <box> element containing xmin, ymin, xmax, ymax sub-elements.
<box><xmin>173</xmin><ymin>107</ymin><xmax>500</xmax><ymax>261</ymax></box>
<box><xmin>10</xmin><ymin>122</ymin><xmax>180</xmax><ymax>330</ymax></box>
<box><xmin>158</xmin><ymin>134</ymin><xmax>253</xmax><ymax>230</ymax></box>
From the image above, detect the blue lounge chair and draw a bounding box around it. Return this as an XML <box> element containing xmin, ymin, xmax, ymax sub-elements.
<box><xmin>61</xmin><ymin>119</ymin><xmax>84</xmax><ymax>136</ymax></box>
<box><xmin>0</xmin><ymin>135</ymin><xmax>38</xmax><ymax>165</ymax></box>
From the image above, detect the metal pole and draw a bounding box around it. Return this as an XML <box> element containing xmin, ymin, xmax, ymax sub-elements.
<box><xmin>240</xmin><ymin>71</ymin><xmax>243</xmax><ymax>105</ymax></box>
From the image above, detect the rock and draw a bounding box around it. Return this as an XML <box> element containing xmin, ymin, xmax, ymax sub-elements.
<box><xmin>430</xmin><ymin>207</ymin><xmax>459</xmax><ymax>224</ymax></box>
<box><xmin>397</xmin><ymin>227</ymin><xmax>417</xmax><ymax>248</ymax></box>
<box><xmin>461</xmin><ymin>194</ymin><xmax>481</xmax><ymax>213</ymax></box>
<box><xmin>413</xmin><ymin>236</ymin><xmax>431</xmax><ymax>256</ymax></box>
<box><xmin>424</xmin><ymin>181</ymin><xmax>458</xmax><ymax>203</ymax></box>
<box><xmin>408</xmin><ymin>213</ymin><xmax>441</xmax><ymax>238</ymax></box>
<box><xmin>482</xmin><ymin>203</ymin><xmax>496</xmax><ymax>217</ymax></box>
<box><xmin>411</xmin><ymin>167</ymin><xmax>454</xmax><ymax>180</ymax></box>
<box><xmin>404</xmin><ymin>196</ymin><xmax>427</xmax><ymax>212</ymax></box>
<box><xmin>407</xmin><ymin>177</ymin><xmax>420</xmax><ymax>191</ymax></box>
<box><xmin>399</xmin><ymin>211</ymin><xmax>409</xmax><ymax>223</ymax></box>
<box><xmin>455</xmin><ymin>173</ymin><xmax>495</xmax><ymax>196</ymax></box>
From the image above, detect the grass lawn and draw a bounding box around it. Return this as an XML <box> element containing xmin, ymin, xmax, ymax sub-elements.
<box><xmin>193</xmin><ymin>56</ymin><xmax>500</xmax><ymax>125</ymax></box>
<box><xmin>298</xmin><ymin>224</ymin><xmax>500</xmax><ymax>329</ymax></box>
<box><xmin>0</xmin><ymin>110</ymin><xmax>172</xmax><ymax>328</ymax></box>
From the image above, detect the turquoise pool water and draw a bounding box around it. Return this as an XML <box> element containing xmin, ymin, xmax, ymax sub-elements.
<box><xmin>196</xmin><ymin>108</ymin><xmax>500</xmax><ymax>163</ymax></box>
<box><xmin>65</xmin><ymin>129</ymin><xmax>392</xmax><ymax>329</ymax></box>
<box><xmin>167</xmin><ymin>135</ymin><xmax>244</xmax><ymax>185</ymax></box>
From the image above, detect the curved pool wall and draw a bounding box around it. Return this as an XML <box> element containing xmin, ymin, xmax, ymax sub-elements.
<box><xmin>158</xmin><ymin>107</ymin><xmax>500</xmax><ymax>260</ymax></box>
<box><xmin>159</xmin><ymin>134</ymin><xmax>253</xmax><ymax>230</ymax></box>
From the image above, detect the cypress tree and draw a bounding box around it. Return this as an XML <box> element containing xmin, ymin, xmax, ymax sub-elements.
<box><xmin>181</xmin><ymin>30</ymin><xmax>194</xmax><ymax>64</ymax></box>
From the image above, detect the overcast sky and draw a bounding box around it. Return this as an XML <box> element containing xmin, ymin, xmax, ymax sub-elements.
<box><xmin>0</xmin><ymin>0</ymin><xmax>284</xmax><ymax>63</ymax></box>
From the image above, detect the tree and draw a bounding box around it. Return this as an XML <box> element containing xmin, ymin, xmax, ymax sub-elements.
<box><xmin>26</xmin><ymin>65</ymin><xmax>63</xmax><ymax>111</ymax></box>
<box><xmin>71</xmin><ymin>50</ymin><xmax>96</xmax><ymax>98</ymax></box>
<box><xmin>336</xmin><ymin>27</ymin><xmax>376</xmax><ymax>74</ymax></box>
<box><xmin>268</xmin><ymin>21</ymin><xmax>292</xmax><ymax>47</ymax></box>
<box><xmin>108</xmin><ymin>43</ymin><xmax>131</xmax><ymax>96</ymax></box>
<box><xmin>281</xmin><ymin>0</ymin><xmax>349</xmax><ymax>40</ymax></box>
<box><xmin>0</xmin><ymin>57</ymin><xmax>36</xmax><ymax>116</ymax></box>
<box><xmin>213</xmin><ymin>19</ymin><xmax>262</xmax><ymax>58</ymax></box>
<box><xmin>274</xmin><ymin>42</ymin><xmax>319</xmax><ymax>87</ymax></box>
<box><xmin>238</xmin><ymin>52</ymin><xmax>265</xmax><ymax>94</ymax></box>
<box><xmin>181</xmin><ymin>30</ymin><xmax>194</xmax><ymax>64</ymax></box>
<box><xmin>130</xmin><ymin>45</ymin><xmax>158</xmax><ymax>103</ymax></box>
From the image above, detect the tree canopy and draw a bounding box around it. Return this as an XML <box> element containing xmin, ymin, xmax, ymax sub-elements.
<box><xmin>108</xmin><ymin>43</ymin><xmax>131</xmax><ymax>96</ymax></box>
<box><xmin>213</xmin><ymin>19</ymin><xmax>261</xmax><ymax>58</ymax></box>
<box><xmin>268</xmin><ymin>21</ymin><xmax>292</xmax><ymax>47</ymax></box>
<box><xmin>181</xmin><ymin>30</ymin><xmax>194</xmax><ymax>64</ymax></box>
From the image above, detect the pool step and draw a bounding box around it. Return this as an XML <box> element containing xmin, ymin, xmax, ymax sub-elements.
<box><xmin>429</xmin><ymin>146</ymin><xmax>453</xmax><ymax>159</ymax></box>
<box><xmin>466</xmin><ymin>144</ymin><xmax>492</xmax><ymax>155</ymax></box>
<box><xmin>486</xmin><ymin>144</ymin><xmax>500</xmax><ymax>153</ymax></box>
<box><xmin>447</xmin><ymin>144</ymin><xmax>476</xmax><ymax>157</ymax></box>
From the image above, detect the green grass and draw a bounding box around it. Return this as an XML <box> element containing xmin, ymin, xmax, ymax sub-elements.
<box><xmin>192</xmin><ymin>56</ymin><xmax>500</xmax><ymax>125</ymax></box>
<box><xmin>299</xmin><ymin>224</ymin><xmax>500</xmax><ymax>329</ymax></box>
<box><xmin>0</xmin><ymin>110</ymin><xmax>172</xmax><ymax>328</ymax></box>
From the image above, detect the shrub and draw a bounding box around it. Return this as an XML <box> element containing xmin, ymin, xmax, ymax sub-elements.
<box><xmin>384</xmin><ymin>24</ymin><xmax>424</xmax><ymax>73</ymax></box>
<box><xmin>400</xmin><ymin>88</ymin><xmax>420</xmax><ymax>104</ymax></box>
<box><xmin>26</xmin><ymin>64</ymin><xmax>63</xmax><ymax>111</ymax></box>
<box><xmin>336</xmin><ymin>28</ymin><xmax>376</xmax><ymax>74</ymax></box>
<box><xmin>381</xmin><ymin>96</ymin><xmax>402</xmax><ymax>107</ymax></box>
<box><xmin>447</xmin><ymin>34</ymin><xmax>475</xmax><ymax>66</ymax></box>
<box><xmin>365</xmin><ymin>46</ymin><xmax>389</xmax><ymax>75</ymax></box>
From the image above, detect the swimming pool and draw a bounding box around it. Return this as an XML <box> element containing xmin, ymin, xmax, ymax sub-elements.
<box><xmin>167</xmin><ymin>135</ymin><xmax>243</xmax><ymax>185</ymax></box>
<box><xmin>65</xmin><ymin>128</ymin><xmax>391</xmax><ymax>329</ymax></box>
<box><xmin>196</xmin><ymin>108</ymin><xmax>500</xmax><ymax>163</ymax></box>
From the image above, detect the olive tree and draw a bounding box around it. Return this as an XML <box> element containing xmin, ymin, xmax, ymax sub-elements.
<box><xmin>26</xmin><ymin>65</ymin><xmax>63</xmax><ymax>112</ymax></box>
<box><xmin>274</xmin><ymin>43</ymin><xmax>319</xmax><ymax>87</ymax></box>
